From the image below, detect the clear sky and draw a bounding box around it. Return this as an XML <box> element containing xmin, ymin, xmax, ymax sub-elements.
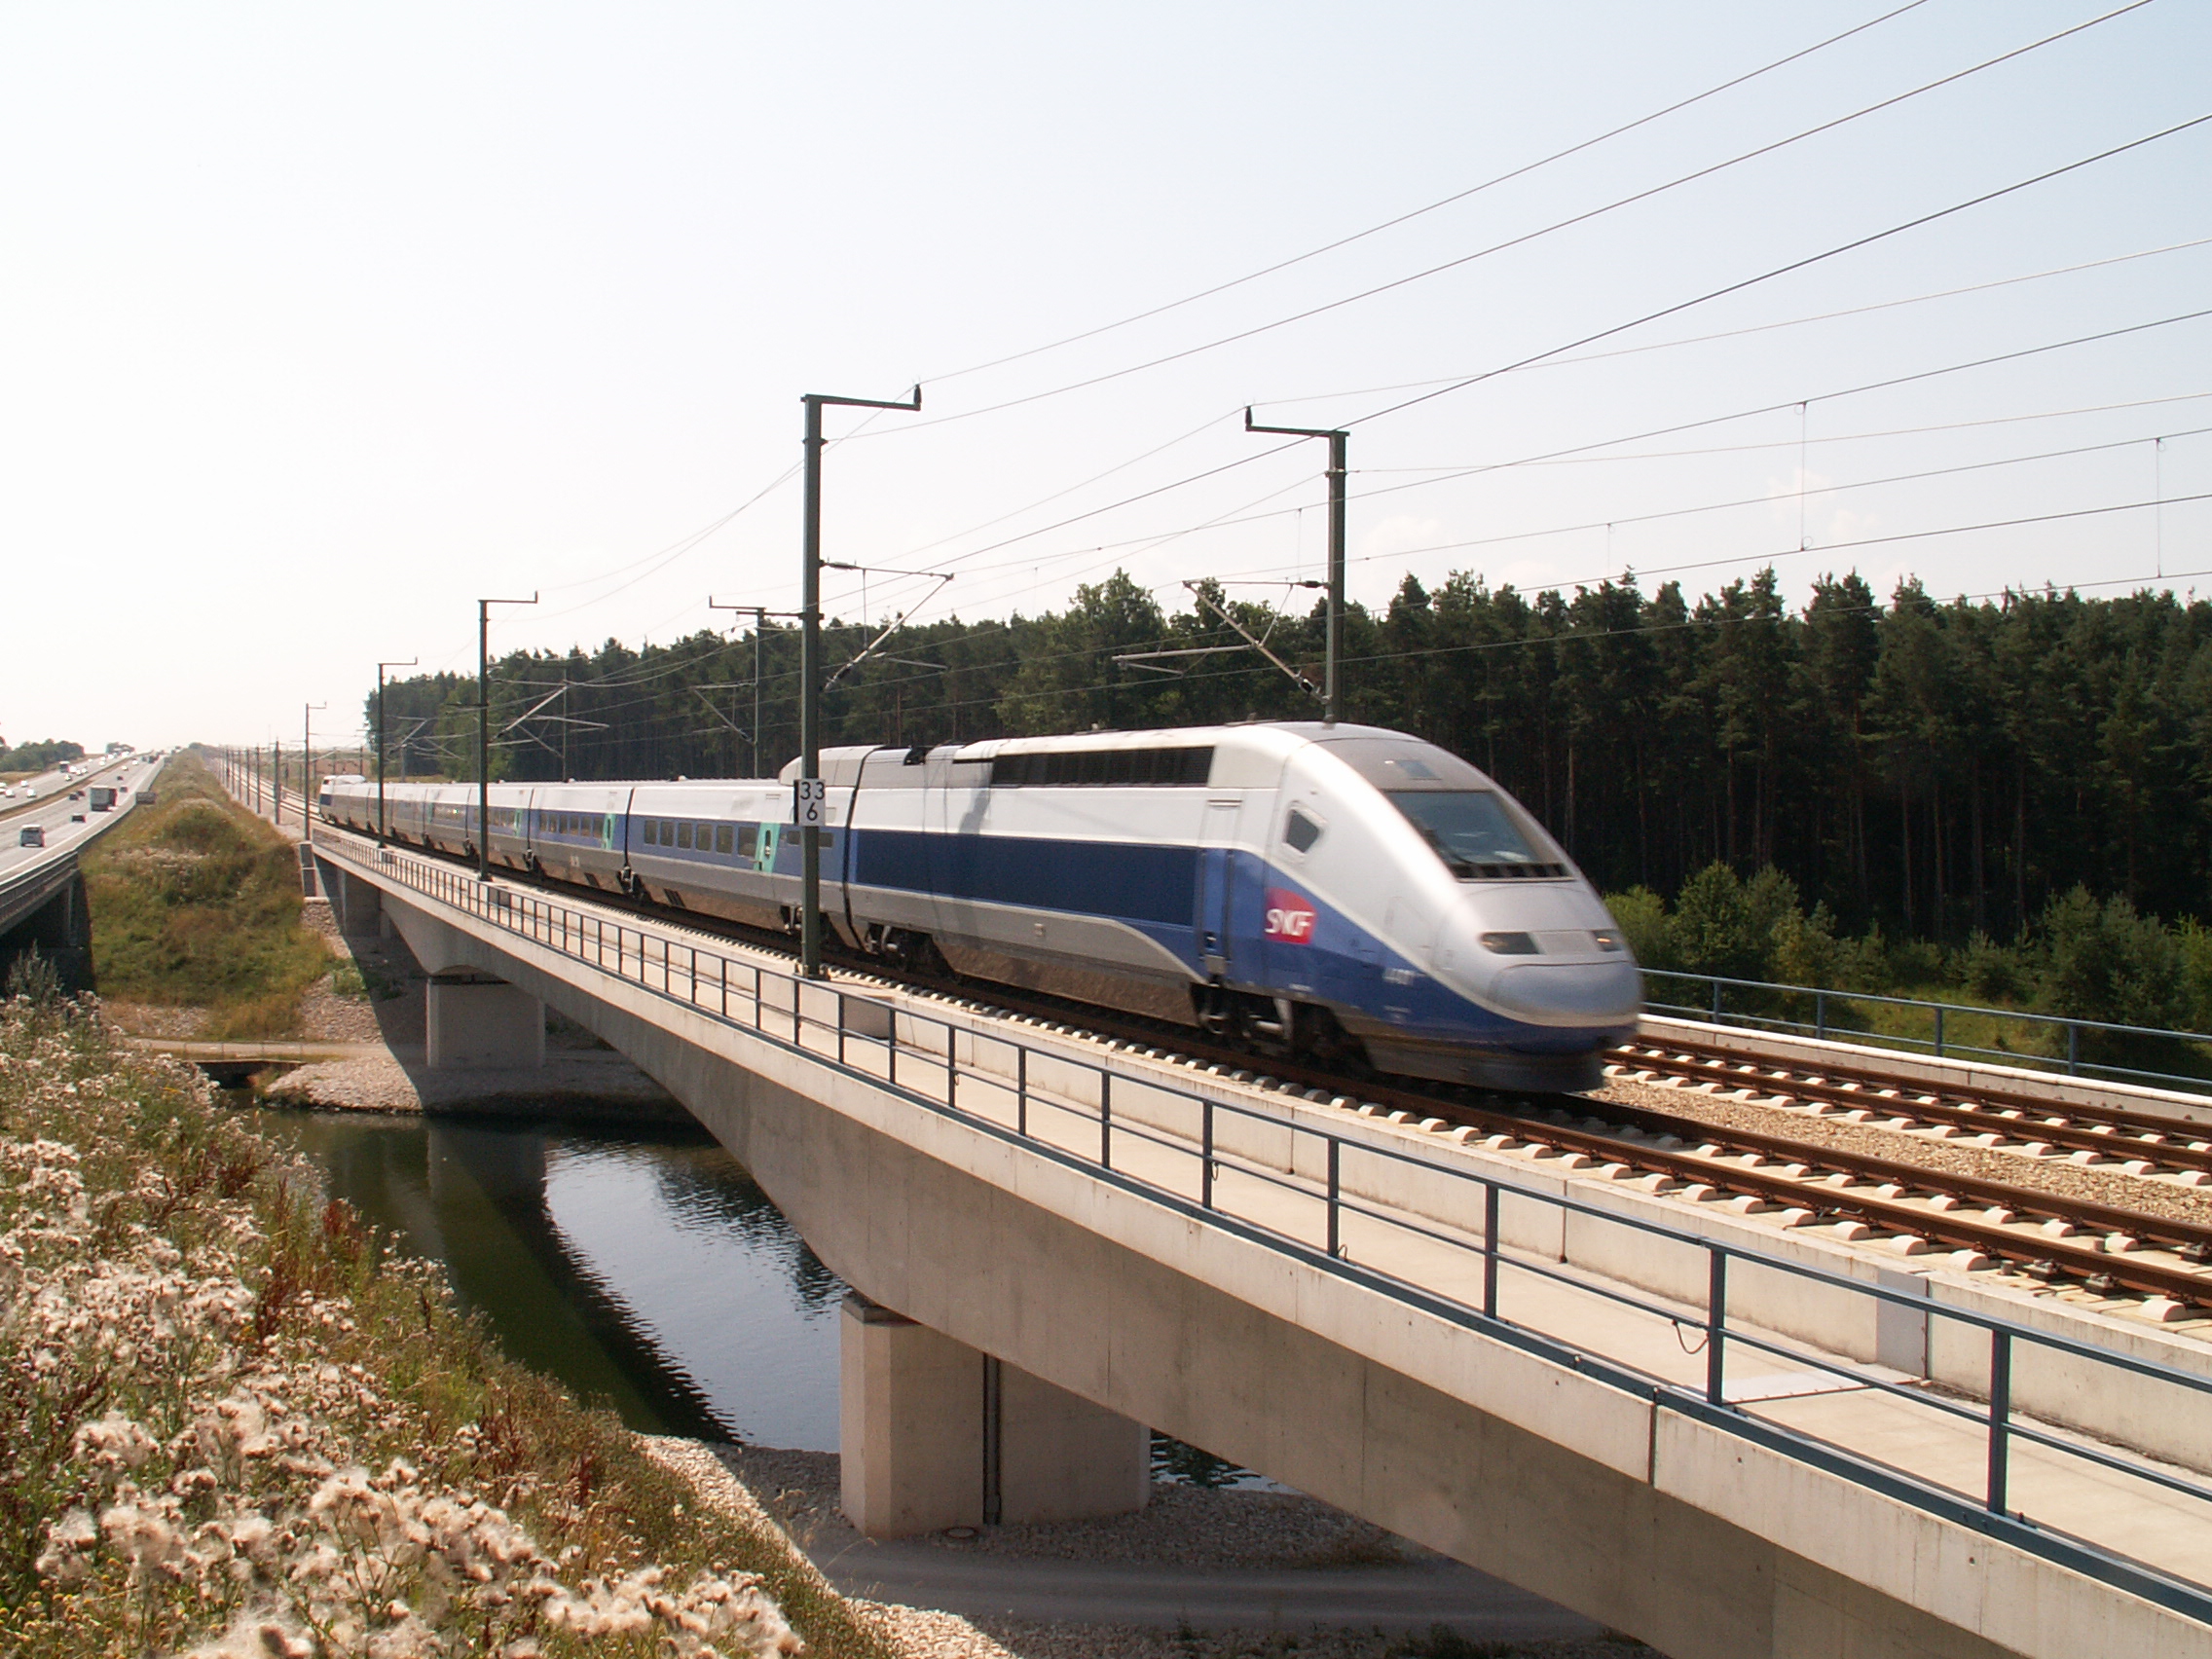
<box><xmin>2</xmin><ymin>0</ymin><xmax>2206</xmax><ymax>754</ymax></box>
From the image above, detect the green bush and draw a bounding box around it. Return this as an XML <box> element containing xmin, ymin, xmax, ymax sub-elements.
<box><xmin>2032</xmin><ymin>886</ymin><xmax>2185</xmax><ymax>1033</ymax></box>
<box><xmin>1771</xmin><ymin>901</ymin><xmax>1841</xmax><ymax>989</ymax></box>
<box><xmin>2178</xmin><ymin>920</ymin><xmax>2212</xmax><ymax>1035</ymax></box>
<box><xmin>1605</xmin><ymin>886</ymin><xmax>1671</xmax><ymax>972</ymax></box>
<box><xmin>1956</xmin><ymin>930</ymin><xmax>2027</xmax><ymax>1003</ymax></box>
<box><xmin>1667</xmin><ymin>863</ymin><xmax>1763</xmax><ymax>981</ymax></box>
<box><xmin>1603</xmin><ymin>866</ymin><xmax>2212</xmax><ymax>1070</ymax></box>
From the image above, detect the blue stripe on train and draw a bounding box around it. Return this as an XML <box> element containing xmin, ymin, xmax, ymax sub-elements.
<box><xmin>846</xmin><ymin>828</ymin><xmax>1198</xmax><ymax>929</ymax></box>
<box><xmin>618</xmin><ymin>816</ymin><xmax>1596</xmax><ymax>1054</ymax></box>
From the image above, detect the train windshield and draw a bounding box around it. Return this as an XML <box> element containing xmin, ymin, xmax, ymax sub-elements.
<box><xmin>1386</xmin><ymin>791</ymin><xmax>1550</xmax><ymax>876</ymax></box>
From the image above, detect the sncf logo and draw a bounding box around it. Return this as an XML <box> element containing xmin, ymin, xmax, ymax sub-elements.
<box><xmin>1263</xmin><ymin>888</ymin><xmax>1317</xmax><ymax>944</ymax></box>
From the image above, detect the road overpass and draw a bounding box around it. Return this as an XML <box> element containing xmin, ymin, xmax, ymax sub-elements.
<box><xmin>298</xmin><ymin>823</ymin><xmax>2212</xmax><ymax>1659</ymax></box>
<box><xmin>0</xmin><ymin>752</ymin><xmax>154</xmax><ymax>990</ymax></box>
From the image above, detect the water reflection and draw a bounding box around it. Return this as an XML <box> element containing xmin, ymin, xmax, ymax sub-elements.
<box><xmin>256</xmin><ymin>1111</ymin><xmax>847</xmax><ymax>1450</ymax></box>
<box><xmin>256</xmin><ymin>1107</ymin><xmax>1272</xmax><ymax>1485</ymax></box>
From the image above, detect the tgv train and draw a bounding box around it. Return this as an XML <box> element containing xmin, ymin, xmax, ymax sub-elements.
<box><xmin>322</xmin><ymin>722</ymin><xmax>1641</xmax><ymax>1090</ymax></box>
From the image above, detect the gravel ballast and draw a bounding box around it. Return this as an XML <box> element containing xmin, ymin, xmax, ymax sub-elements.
<box><xmin>1594</xmin><ymin>1075</ymin><xmax>2212</xmax><ymax>1230</ymax></box>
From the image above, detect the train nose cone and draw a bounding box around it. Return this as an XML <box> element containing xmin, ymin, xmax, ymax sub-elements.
<box><xmin>1431</xmin><ymin>899</ymin><xmax>1642</xmax><ymax>1025</ymax></box>
<box><xmin>1489</xmin><ymin>960</ymin><xmax>1642</xmax><ymax>1020</ymax></box>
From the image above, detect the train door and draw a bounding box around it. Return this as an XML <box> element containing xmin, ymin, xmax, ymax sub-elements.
<box><xmin>1195</xmin><ymin>797</ymin><xmax>1239</xmax><ymax>976</ymax></box>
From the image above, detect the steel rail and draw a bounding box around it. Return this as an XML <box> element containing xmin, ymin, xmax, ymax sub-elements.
<box><xmin>1614</xmin><ymin>1038</ymin><xmax>2212</xmax><ymax>1167</ymax></box>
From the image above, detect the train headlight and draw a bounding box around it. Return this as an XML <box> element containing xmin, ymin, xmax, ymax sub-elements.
<box><xmin>1478</xmin><ymin>931</ymin><xmax>1538</xmax><ymax>954</ymax></box>
<box><xmin>1591</xmin><ymin>930</ymin><xmax>1624</xmax><ymax>952</ymax></box>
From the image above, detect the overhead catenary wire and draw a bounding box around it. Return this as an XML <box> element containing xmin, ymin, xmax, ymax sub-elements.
<box><xmin>1353</xmin><ymin>389</ymin><xmax>2212</xmax><ymax>471</ymax></box>
<box><xmin>915</xmin><ymin>0</ymin><xmax>1938</xmax><ymax>388</ymax></box>
<box><xmin>888</xmin><ymin>308</ymin><xmax>2212</xmax><ymax>612</ymax></box>
<box><xmin>424</xmin><ymin>193</ymin><xmax>2211</xmax><ymax>669</ymax></box>
<box><xmin>871</xmin><ymin>310</ymin><xmax>2212</xmax><ymax>628</ymax></box>
<box><xmin>1212</xmin><ymin>424</ymin><xmax>2212</xmax><ymax>585</ymax></box>
<box><xmin>859</xmin><ymin>241</ymin><xmax>2212</xmax><ymax>617</ymax></box>
<box><xmin>1346</xmin><ymin>111</ymin><xmax>2212</xmax><ymax>432</ymax></box>
<box><xmin>1252</xmin><ymin>233</ymin><xmax>2212</xmax><ymax>414</ymax></box>
<box><xmin>859</xmin><ymin>2</ymin><xmax>2165</xmax><ymax>438</ymax></box>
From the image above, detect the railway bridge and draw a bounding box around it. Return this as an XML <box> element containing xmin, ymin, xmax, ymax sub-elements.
<box><xmin>303</xmin><ymin>824</ymin><xmax>2212</xmax><ymax>1659</ymax></box>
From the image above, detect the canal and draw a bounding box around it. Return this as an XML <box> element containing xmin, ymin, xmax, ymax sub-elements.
<box><xmin>257</xmin><ymin>1109</ymin><xmax>847</xmax><ymax>1448</ymax></box>
<box><xmin>259</xmin><ymin>1105</ymin><xmax>1269</xmax><ymax>1485</ymax></box>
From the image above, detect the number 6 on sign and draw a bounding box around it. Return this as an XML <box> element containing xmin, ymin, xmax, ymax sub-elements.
<box><xmin>793</xmin><ymin>779</ymin><xmax>828</xmax><ymax>828</ymax></box>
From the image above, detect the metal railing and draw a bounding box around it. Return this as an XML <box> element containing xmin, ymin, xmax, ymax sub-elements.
<box><xmin>320</xmin><ymin>830</ymin><xmax>2212</xmax><ymax>1622</ymax></box>
<box><xmin>1644</xmin><ymin>968</ymin><xmax>2212</xmax><ymax>1095</ymax></box>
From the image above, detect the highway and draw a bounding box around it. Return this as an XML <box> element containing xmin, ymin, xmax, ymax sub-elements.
<box><xmin>0</xmin><ymin>752</ymin><xmax>126</xmax><ymax>817</ymax></box>
<box><xmin>0</xmin><ymin>753</ymin><xmax>157</xmax><ymax>882</ymax></box>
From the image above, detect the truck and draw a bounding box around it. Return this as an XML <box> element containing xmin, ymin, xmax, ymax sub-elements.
<box><xmin>88</xmin><ymin>786</ymin><xmax>116</xmax><ymax>812</ymax></box>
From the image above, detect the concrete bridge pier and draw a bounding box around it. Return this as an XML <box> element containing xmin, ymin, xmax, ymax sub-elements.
<box><xmin>840</xmin><ymin>1292</ymin><xmax>1150</xmax><ymax>1538</ymax></box>
<box><xmin>0</xmin><ymin>868</ymin><xmax>95</xmax><ymax>995</ymax></box>
<box><xmin>424</xmin><ymin>973</ymin><xmax>545</xmax><ymax>1070</ymax></box>
<box><xmin>324</xmin><ymin>864</ymin><xmax>384</xmax><ymax>935</ymax></box>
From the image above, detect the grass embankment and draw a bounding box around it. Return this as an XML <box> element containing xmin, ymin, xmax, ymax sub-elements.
<box><xmin>83</xmin><ymin>756</ymin><xmax>330</xmax><ymax>1040</ymax></box>
<box><xmin>0</xmin><ymin>998</ymin><xmax>896</xmax><ymax>1657</ymax></box>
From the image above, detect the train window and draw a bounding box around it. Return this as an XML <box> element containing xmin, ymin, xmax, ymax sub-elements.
<box><xmin>988</xmin><ymin>745</ymin><xmax>1214</xmax><ymax>788</ymax></box>
<box><xmin>738</xmin><ymin>825</ymin><xmax>758</xmax><ymax>858</ymax></box>
<box><xmin>695</xmin><ymin>823</ymin><xmax>712</xmax><ymax>850</ymax></box>
<box><xmin>1387</xmin><ymin>791</ymin><xmax>1562</xmax><ymax>879</ymax></box>
<box><xmin>677</xmin><ymin>822</ymin><xmax>693</xmax><ymax>850</ymax></box>
<box><xmin>1283</xmin><ymin>807</ymin><xmax>1324</xmax><ymax>855</ymax></box>
<box><xmin>716</xmin><ymin>824</ymin><xmax>734</xmax><ymax>855</ymax></box>
<box><xmin>642</xmin><ymin>819</ymin><xmax>657</xmax><ymax>845</ymax></box>
<box><xmin>659</xmin><ymin>819</ymin><xmax>676</xmax><ymax>845</ymax></box>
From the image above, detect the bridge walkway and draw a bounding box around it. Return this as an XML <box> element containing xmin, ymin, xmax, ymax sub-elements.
<box><xmin>758</xmin><ymin>987</ymin><xmax>2212</xmax><ymax>1596</ymax></box>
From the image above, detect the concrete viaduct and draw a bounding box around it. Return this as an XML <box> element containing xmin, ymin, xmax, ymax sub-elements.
<box><xmin>306</xmin><ymin>828</ymin><xmax>2212</xmax><ymax>1659</ymax></box>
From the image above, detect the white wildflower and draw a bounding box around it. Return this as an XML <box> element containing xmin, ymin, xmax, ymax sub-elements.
<box><xmin>33</xmin><ymin>1506</ymin><xmax>99</xmax><ymax>1585</ymax></box>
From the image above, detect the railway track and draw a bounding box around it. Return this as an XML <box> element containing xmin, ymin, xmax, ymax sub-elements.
<box><xmin>1608</xmin><ymin>1036</ymin><xmax>2212</xmax><ymax>1183</ymax></box>
<box><xmin>834</xmin><ymin>970</ymin><xmax>2212</xmax><ymax>1314</ymax></box>
<box><xmin>329</xmin><ymin>828</ymin><xmax>2212</xmax><ymax>1314</ymax></box>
